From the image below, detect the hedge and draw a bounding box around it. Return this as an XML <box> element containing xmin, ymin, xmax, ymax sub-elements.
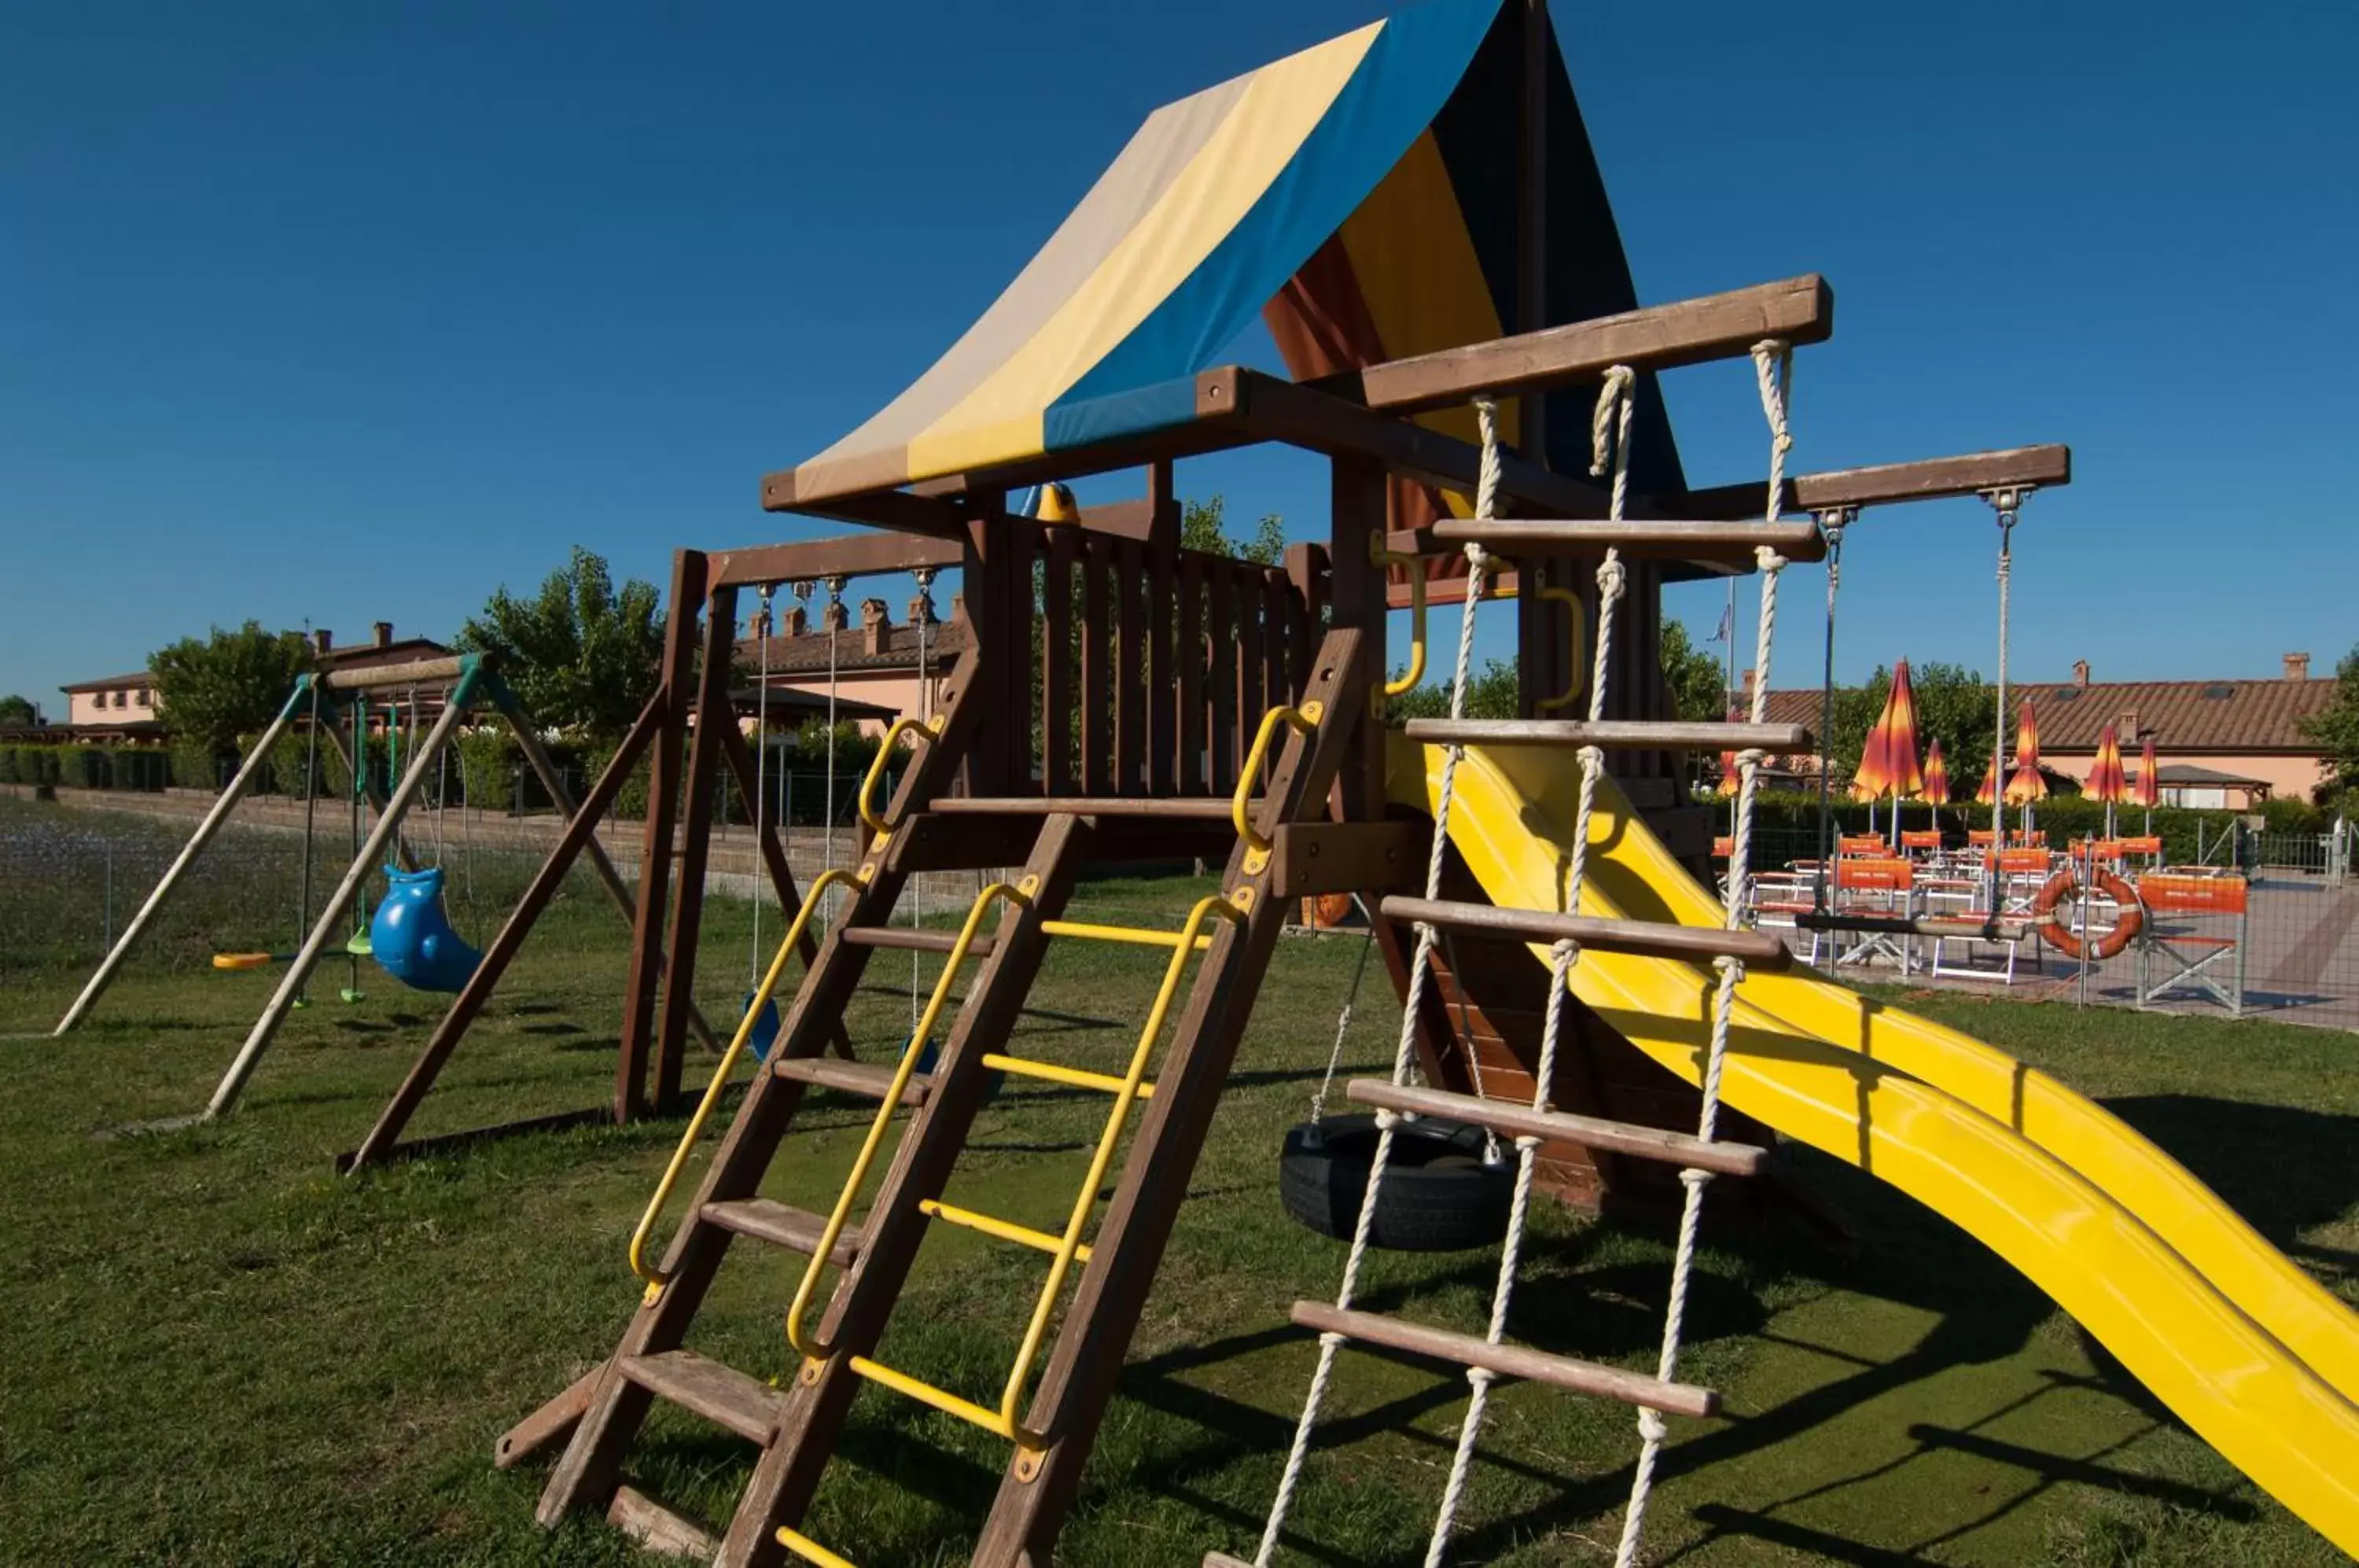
<box><xmin>0</xmin><ymin>744</ymin><xmax>171</xmax><ymax>790</ymax></box>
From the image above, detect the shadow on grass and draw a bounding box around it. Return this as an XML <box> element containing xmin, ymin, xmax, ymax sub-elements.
<box><xmin>2094</xmin><ymin>1093</ymin><xmax>2359</xmax><ymax>1258</ymax></box>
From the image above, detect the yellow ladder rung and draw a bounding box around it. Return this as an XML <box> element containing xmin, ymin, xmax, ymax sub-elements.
<box><xmin>920</xmin><ymin>1198</ymin><xmax>1092</xmax><ymax>1263</ymax></box>
<box><xmin>1040</xmin><ymin>918</ymin><xmax>1213</xmax><ymax>951</ymax></box>
<box><xmin>775</xmin><ymin>1526</ymin><xmax>859</xmax><ymax>1568</ymax></box>
<box><xmin>848</xmin><ymin>1353</ymin><xmax>1017</xmax><ymax>1439</ymax></box>
<box><xmin>981</xmin><ymin>1052</ymin><xmax>1155</xmax><ymax>1100</ymax></box>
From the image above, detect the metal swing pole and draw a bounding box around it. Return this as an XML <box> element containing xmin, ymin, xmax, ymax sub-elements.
<box><xmin>204</xmin><ymin>659</ymin><xmax>488</xmax><ymax>1120</ymax></box>
<box><xmin>52</xmin><ymin>681</ymin><xmax>312</xmax><ymax>1035</ymax></box>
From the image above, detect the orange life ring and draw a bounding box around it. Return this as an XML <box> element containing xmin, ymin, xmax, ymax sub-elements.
<box><xmin>2030</xmin><ymin>867</ymin><xmax>2143</xmax><ymax>960</ymax></box>
<box><xmin>1301</xmin><ymin>893</ymin><xmax>1356</xmax><ymax>929</ymax></box>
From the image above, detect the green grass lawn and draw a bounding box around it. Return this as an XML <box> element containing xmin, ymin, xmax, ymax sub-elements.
<box><xmin>1</xmin><ymin>796</ymin><xmax>2353</xmax><ymax>1566</ymax></box>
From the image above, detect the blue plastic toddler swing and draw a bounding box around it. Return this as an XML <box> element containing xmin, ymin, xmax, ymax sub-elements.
<box><xmin>371</xmin><ymin>866</ymin><xmax>483</xmax><ymax>992</ymax></box>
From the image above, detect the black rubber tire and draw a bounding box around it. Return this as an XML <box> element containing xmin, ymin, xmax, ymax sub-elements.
<box><xmin>1278</xmin><ymin>1114</ymin><xmax>1514</xmax><ymax>1253</ymax></box>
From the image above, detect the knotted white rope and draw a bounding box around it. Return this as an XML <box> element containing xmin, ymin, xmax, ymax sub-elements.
<box><xmin>1424</xmin><ymin>366</ymin><xmax>1637</xmax><ymax>1563</ymax></box>
<box><xmin>1612</xmin><ymin>341</ymin><xmax>1792</xmax><ymax>1568</ymax></box>
<box><xmin>1251</xmin><ymin>410</ymin><xmax>1502</xmax><ymax>1568</ymax></box>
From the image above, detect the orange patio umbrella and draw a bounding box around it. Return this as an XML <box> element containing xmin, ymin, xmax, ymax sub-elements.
<box><xmin>1717</xmin><ymin>706</ymin><xmax>1743</xmax><ymax>798</ymax></box>
<box><xmin>1974</xmin><ymin>748</ymin><xmax>2002</xmax><ymax>808</ymax></box>
<box><xmin>1922</xmin><ymin>738</ymin><xmax>1951</xmax><ymax>805</ymax></box>
<box><xmin>2133</xmin><ymin>734</ymin><xmax>2162</xmax><ymax>831</ymax></box>
<box><xmin>2004</xmin><ymin>698</ymin><xmax>2048</xmax><ymax>809</ymax></box>
<box><xmin>2086</xmin><ymin>723</ymin><xmax>2129</xmax><ymax>837</ymax></box>
<box><xmin>1853</xmin><ymin>661</ymin><xmax>1927</xmax><ymax>844</ymax></box>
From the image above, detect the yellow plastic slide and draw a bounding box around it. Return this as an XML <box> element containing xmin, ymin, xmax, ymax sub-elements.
<box><xmin>1389</xmin><ymin>738</ymin><xmax>2359</xmax><ymax>1554</ymax></box>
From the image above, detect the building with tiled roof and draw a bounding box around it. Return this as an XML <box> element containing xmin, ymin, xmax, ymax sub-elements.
<box><xmin>60</xmin><ymin>623</ymin><xmax>450</xmax><ymax>739</ymax></box>
<box><xmin>1751</xmin><ymin>652</ymin><xmax>2336</xmax><ymax>809</ymax></box>
<box><xmin>732</xmin><ymin>590</ymin><xmax>964</xmax><ymax>737</ymax></box>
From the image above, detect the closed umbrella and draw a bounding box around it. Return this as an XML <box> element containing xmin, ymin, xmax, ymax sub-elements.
<box><xmin>1922</xmin><ymin>739</ymin><xmax>1951</xmax><ymax>836</ymax></box>
<box><xmin>2086</xmin><ymin>723</ymin><xmax>2129</xmax><ymax>839</ymax></box>
<box><xmin>1854</xmin><ymin>660</ymin><xmax>1927</xmax><ymax>847</ymax></box>
<box><xmin>2004</xmin><ymin>699</ymin><xmax>2048</xmax><ymax>841</ymax></box>
<box><xmin>2133</xmin><ymin>735</ymin><xmax>2162</xmax><ymax>834</ymax></box>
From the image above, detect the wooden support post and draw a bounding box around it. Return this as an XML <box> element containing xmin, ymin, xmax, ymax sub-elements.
<box><xmin>651</xmin><ymin>580</ymin><xmax>738</xmax><ymax>1113</ymax></box>
<box><xmin>968</xmin><ymin>631</ymin><xmax>1369</xmax><ymax>1568</ymax></box>
<box><xmin>1325</xmin><ymin>456</ymin><xmax>1389</xmax><ymax>819</ymax></box>
<box><xmin>616</xmin><ymin>550</ymin><xmax>706</xmax><ymax>1123</ymax></box>
<box><xmin>341</xmin><ymin>692</ymin><xmax>664</xmax><ymax>1170</ymax></box>
<box><xmin>1042</xmin><ymin>524</ymin><xmax>1076</xmax><ymax>795</ymax></box>
<box><xmin>53</xmin><ymin>693</ymin><xmax>304</xmax><ymax>1034</ymax></box>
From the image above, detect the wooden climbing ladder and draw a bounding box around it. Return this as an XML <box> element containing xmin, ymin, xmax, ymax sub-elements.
<box><xmin>503</xmin><ymin>630</ymin><xmax>1383</xmax><ymax>1566</ymax></box>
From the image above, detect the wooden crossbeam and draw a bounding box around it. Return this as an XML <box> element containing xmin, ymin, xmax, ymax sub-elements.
<box><xmin>1317</xmin><ymin>274</ymin><xmax>1833</xmax><ymax>417</ymax></box>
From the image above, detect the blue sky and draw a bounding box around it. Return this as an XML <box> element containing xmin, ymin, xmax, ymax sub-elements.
<box><xmin>5</xmin><ymin>0</ymin><xmax>2353</xmax><ymax>714</ymax></box>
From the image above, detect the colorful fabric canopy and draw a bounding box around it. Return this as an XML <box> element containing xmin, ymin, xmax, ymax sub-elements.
<box><xmin>1922</xmin><ymin>739</ymin><xmax>1950</xmax><ymax>805</ymax></box>
<box><xmin>1974</xmin><ymin>748</ymin><xmax>2002</xmax><ymax>807</ymax></box>
<box><xmin>2086</xmin><ymin>723</ymin><xmax>2129</xmax><ymax>804</ymax></box>
<box><xmin>778</xmin><ymin>0</ymin><xmax>1684</xmax><ymax>514</ymax></box>
<box><xmin>2133</xmin><ymin>736</ymin><xmax>2162</xmax><ymax>810</ymax></box>
<box><xmin>2004</xmin><ymin>699</ymin><xmax>2048</xmax><ymax>805</ymax></box>
<box><xmin>1852</xmin><ymin>660</ymin><xmax>1926</xmax><ymax>802</ymax></box>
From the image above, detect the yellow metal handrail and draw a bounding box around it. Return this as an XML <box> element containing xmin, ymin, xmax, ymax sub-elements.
<box><xmin>981</xmin><ymin>1051</ymin><xmax>1156</xmax><ymax>1100</ymax></box>
<box><xmin>629</xmin><ymin>867</ymin><xmax>865</xmax><ymax>1302</ymax></box>
<box><xmin>1039</xmin><ymin>918</ymin><xmax>1212</xmax><ymax>951</ymax></box>
<box><xmin>785</xmin><ymin>876</ymin><xmax>1034</xmax><ymax>1360</ymax></box>
<box><xmin>1370</xmin><ymin>532</ymin><xmax>1426</xmax><ymax>703</ymax></box>
<box><xmin>846</xmin><ymin>891</ymin><xmax>1246</xmax><ymax>1458</ymax></box>
<box><xmin>856</xmin><ymin>714</ymin><xmax>942</xmax><ymax>837</ymax></box>
<box><xmin>1231</xmin><ymin>703</ymin><xmax>1323</xmax><ymax>854</ymax></box>
<box><xmin>1534</xmin><ymin>584</ymin><xmax>1588</xmax><ymax>713</ymax></box>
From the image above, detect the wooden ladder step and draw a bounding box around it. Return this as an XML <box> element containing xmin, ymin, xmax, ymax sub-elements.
<box><xmin>1380</xmin><ymin>895</ymin><xmax>1791</xmax><ymax>970</ymax></box>
<box><xmin>1425</xmin><ymin>517</ymin><xmax>1827</xmax><ymax>565</ymax></box>
<box><xmin>774</xmin><ymin>1055</ymin><xmax>933</xmax><ymax>1105</ymax></box>
<box><xmin>1399</xmin><ymin>717</ymin><xmax>1811</xmax><ymax>753</ymax></box>
<box><xmin>616</xmin><ymin>1349</ymin><xmax>788</xmax><ymax>1445</ymax></box>
<box><xmin>841</xmin><ymin>925</ymin><xmax>997</xmax><ymax>957</ymax></box>
<box><xmin>607</xmin><ymin>1482</ymin><xmax>719</xmax><ymax>1559</ymax></box>
<box><xmin>1345</xmin><ymin>1080</ymin><xmax>1766</xmax><ymax>1177</ymax></box>
<box><xmin>1292</xmin><ymin>1302</ymin><xmax>1718</xmax><ymax>1418</ymax></box>
<box><xmin>701</xmin><ymin>1198</ymin><xmax>862</xmax><ymax>1268</ymax></box>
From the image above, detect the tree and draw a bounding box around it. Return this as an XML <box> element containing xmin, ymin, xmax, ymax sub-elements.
<box><xmin>1180</xmin><ymin>495</ymin><xmax>1285</xmax><ymax>565</ymax></box>
<box><xmin>149</xmin><ymin>621</ymin><xmax>315</xmax><ymax>753</ymax></box>
<box><xmin>2298</xmin><ymin>643</ymin><xmax>2359</xmax><ymax>806</ymax></box>
<box><xmin>1386</xmin><ymin>658</ymin><xmax>1521</xmax><ymax>721</ymax></box>
<box><xmin>456</xmin><ymin>547</ymin><xmax>664</xmax><ymax>742</ymax></box>
<box><xmin>1660</xmin><ymin>619</ymin><xmax>1728</xmax><ymax>723</ymax></box>
<box><xmin>0</xmin><ymin>694</ymin><xmax>41</xmax><ymax>727</ymax></box>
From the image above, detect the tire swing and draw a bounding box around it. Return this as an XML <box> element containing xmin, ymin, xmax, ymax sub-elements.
<box><xmin>1275</xmin><ymin>814</ymin><xmax>1512</xmax><ymax>1248</ymax></box>
<box><xmin>2030</xmin><ymin>863</ymin><xmax>2143</xmax><ymax>960</ymax></box>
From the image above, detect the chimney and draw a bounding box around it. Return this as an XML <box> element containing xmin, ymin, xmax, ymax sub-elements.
<box><xmin>907</xmin><ymin>588</ymin><xmax>937</xmax><ymax>627</ymax></box>
<box><xmin>745</xmin><ymin>606</ymin><xmax>772</xmax><ymax>641</ymax></box>
<box><xmin>2072</xmin><ymin>659</ymin><xmax>2090</xmax><ymax>686</ymax></box>
<box><xmin>373</xmin><ymin>620</ymin><xmax>393</xmax><ymax>648</ymax></box>
<box><xmin>2285</xmin><ymin>651</ymin><xmax>2311</xmax><ymax>681</ymax></box>
<box><xmin>1739</xmin><ymin>668</ymin><xmax>1757</xmax><ymax>705</ymax></box>
<box><xmin>783</xmin><ymin>605</ymin><xmax>808</xmax><ymax>637</ymax></box>
<box><xmin>314</xmin><ymin>628</ymin><xmax>333</xmax><ymax>654</ymax></box>
<box><xmin>820</xmin><ymin>600</ymin><xmax>849</xmax><ymax>633</ymax></box>
<box><xmin>949</xmin><ymin>593</ymin><xmax>966</xmax><ymax>624</ymax></box>
<box><xmin>2120</xmin><ymin>709</ymin><xmax>2139</xmax><ymax>739</ymax></box>
<box><xmin>860</xmin><ymin>597</ymin><xmax>892</xmax><ymax>655</ymax></box>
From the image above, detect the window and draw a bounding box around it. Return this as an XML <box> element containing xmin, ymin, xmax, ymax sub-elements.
<box><xmin>112</xmin><ymin>690</ymin><xmax>127</xmax><ymax>709</ymax></box>
<box><xmin>137</xmin><ymin>688</ymin><xmax>152</xmax><ymax>708</ymax></box>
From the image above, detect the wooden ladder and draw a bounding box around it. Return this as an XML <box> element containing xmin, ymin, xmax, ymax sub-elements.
<box><xmin>504</xmin><ymin>631</ymin><xmax>1374</xmax><ymax>1567</ymax></box>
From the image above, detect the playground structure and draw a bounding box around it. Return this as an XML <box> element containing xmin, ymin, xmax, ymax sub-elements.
<box><xmin>469</xmin><ymin>2</ymin><xmax>2359</xmax><ymax>1562</ymax></box>
<box><xmin>46</xmin><ymin>650</ymin><xmax>771</xmax><ymax>1154</ymax></box>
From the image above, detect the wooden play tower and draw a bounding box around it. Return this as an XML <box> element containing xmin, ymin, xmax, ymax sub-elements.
<box><xmin>495</xmin><ymin>3</ymin><xmax>2070</xmax><ymax>1561</ymax></box>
